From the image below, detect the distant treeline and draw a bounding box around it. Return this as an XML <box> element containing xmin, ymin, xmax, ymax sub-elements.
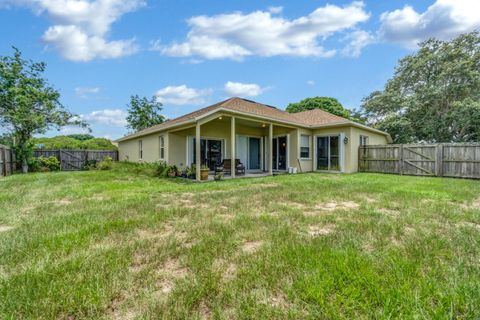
<box><xmin>32</xmin><ymin>134</ymin><xmax>117</xmax><ymax>150</ymax></box>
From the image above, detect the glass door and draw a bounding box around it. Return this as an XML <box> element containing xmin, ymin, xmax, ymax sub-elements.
<box><xmin>278</xmin><ymin>136</ymin><xmax>287</xmax><ymax>170</ymax></box>
<box><xmin>207</xmin><ymin>140</ymin><xmax>222</xmax><ymax>170</ymax></box>
<box><xmin>316</xmin><ymin>135</ymin><xmax>340</xmax><ymax>171</ymax></box>
<box><xmin>248</xmin><ymin>137</ymin><xmax>261</xmax><ymax>170</ymax></box>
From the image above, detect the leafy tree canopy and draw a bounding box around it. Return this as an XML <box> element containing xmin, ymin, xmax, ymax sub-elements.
<box><xmin>0</xmin><ymin>47</ymin><xmax>87</xmax><ymax>172</ymax></box>
<box><xmin>360</xmin><ymin>32</ymin><xmax>480</xmax><ymax>143</ymax></box>
<box><xmin>286</xmin><ymin>97</ymin><xmax>352</xmax><ymax>119</ymax></box>
<box><xmin>67</xmin><ymin>134</ymin><xmax>95</xmax><ymax>141</ymax></box>
<box><xmin>31</xmin><ymin>136</ymin><xmax>117</xmax><ymax>150</ymax></box>
<box><xmin>126</xmin><ymin>95</ymin><xmax>166</xmax><ymax>132</ymax></box>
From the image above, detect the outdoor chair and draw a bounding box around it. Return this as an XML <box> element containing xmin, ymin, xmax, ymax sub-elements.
<box><xmin>215</xmin><ymin>159</ymin><xmax>245</xmax><ymax>176</ymax></box>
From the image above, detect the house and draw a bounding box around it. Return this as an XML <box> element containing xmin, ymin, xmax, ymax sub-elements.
<box><xmin>116</xmin><ymin>97</ymin><xmax>391</xmax><ymax>180</ymax></box>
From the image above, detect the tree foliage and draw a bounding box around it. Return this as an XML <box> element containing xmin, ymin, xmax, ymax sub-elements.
<box><xmin>31</xmin><ymin>136</ymin><xmax>117</xmax><ymax>150</ymax></box>
<box><xmin>286</xmin><ymin>97</ymin><xmax>353</xmax><ymax>119</ymax></box>
<box><xmin>0</xmin><ymin>48</ymin><xmax>86</xmax><ymax>172</ymax></box>
<box><xmin>361</xmin><ymin>32</ymin><xmax>480</xmax><ymax>143</ymax></box>
<box><xmin>126</xmin><ymin>95</ymin><xmax>166</xmax><ymax>132</ymax></box>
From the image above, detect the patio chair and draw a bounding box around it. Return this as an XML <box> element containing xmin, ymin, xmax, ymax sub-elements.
<box><xmin>215</xmin><ymin>159</ymin><xmax>245</xmax><ymax>176</ymax></box>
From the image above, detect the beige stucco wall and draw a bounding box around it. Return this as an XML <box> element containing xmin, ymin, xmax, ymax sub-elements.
<box><xmin>118</xmin><ymin>116</ymin><xmax>388</xmax><ymax>173</ymax></box>
<box><xmin>118</xmin><ymin>132</ymin><xmax>167</xmax><ymax>163</ymax></box>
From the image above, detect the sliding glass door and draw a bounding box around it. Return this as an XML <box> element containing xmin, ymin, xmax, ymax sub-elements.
<box><xmin>192</xmin><ymin>138</ymin><xmax>223</xmax><ymax>170</ymax></box>
<box><xmin>272</xmin><ymin>136</ymin><xmax>287</xmax><ymax>170</ymax></box>
<box><xmin>316</xmin><ymin>135</ymin><xmax>340</xmax><ymax>171</ymax></box>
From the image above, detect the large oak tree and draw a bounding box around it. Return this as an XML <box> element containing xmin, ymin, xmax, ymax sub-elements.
<box><xmin>361</xmin><ymin>32</ymin><xmax>480</xmax><ymax>143</ymax></box>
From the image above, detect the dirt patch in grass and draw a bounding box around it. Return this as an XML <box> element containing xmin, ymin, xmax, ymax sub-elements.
<box><xmin>460</xmin><ymin>197</ymin><xmax>480</xmax><ymax>210</ymax></box>
<box><xmin>269</xmin><ymin>292</ymin><xmax>290</xmax><ymax>309</ymax></box>
<box><xmin>213</xmin><ymin>258</ymin><xmax>237</xmax><ymax>282</ymax></box>
<box><xmin>314</xmin><ymin>201</ymin><xmax>359</xmax><ymax>211</ymax></box>
<box><xmin>0</xmin><ymin>225</ymin><xmax>14</xmax><ymax>232</ymax></box>
<box><xmin>52</xmin><ymin>198</ymin><xmax>72</xmax><ymax>205</ymax></box>
<box><xmin>457</xmin><ymin>221</ymin><xmax>480</xmax><ymax>231</ymax></box>
<box><xmin>278</xmin><ymin>201</ymin><xmax>307</xmax><ymax>209</ymax></box>
<box><xmin>241</xmin><ymin>240</ymin><xmax>263</xmax><ymax>254</ymax></box>
<box><xmin>377</xmin><ymin>208</ymin><xmax>400</xmax><ymax>217</ymax></box>
<box><xmin>156</xmin><ymin>258</ymin><xmax>189</xmax><ymax>295</ymax></box>
<box><xmin>307</xmin><ymin>225</ymin><xmax>335</xmax><ymax>237</ymax></box>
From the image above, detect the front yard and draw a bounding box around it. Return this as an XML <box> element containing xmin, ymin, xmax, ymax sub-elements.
<box><xmin>1</xmin><ymin>165</ymin><xmax>479</xmax><ymax>319</ymax></box>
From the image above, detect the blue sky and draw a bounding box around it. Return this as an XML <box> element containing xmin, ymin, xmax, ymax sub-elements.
<box><xmin>1</xmin><ymin>0</ymin><xmax>479</xmax><ymax>140</ymax></box>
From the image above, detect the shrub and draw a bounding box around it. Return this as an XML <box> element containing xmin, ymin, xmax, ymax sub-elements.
<box><xmin>29</xmin><ymin>156</ymin><xmax>61</xmax><ymax>172</ymax></box>
<box><xmin>153</xmin><ymin>161</ymin><xmax>168</xmax><ymax>177</ymax></box>
<box><xmin>96</xmin><ymin>156</ymin><xmax>113</xmax><ymax>170</ymax></box>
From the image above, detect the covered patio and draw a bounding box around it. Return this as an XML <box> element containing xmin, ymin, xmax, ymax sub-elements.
<box><xmin>167</xmin><ymin>111</ymin><xmax>296</xmax><ymax>181</ymax></box>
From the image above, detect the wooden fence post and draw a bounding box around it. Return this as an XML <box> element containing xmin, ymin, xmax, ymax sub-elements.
<box><xmin>436</xmin><ymin>144</ymin><xmax>443</xmax><ymax>177</ymax></box>
<box><xmin>399</xmin><ymin>144</ymin><xmax>404</xmax><ymax>175</ymax></box>
<box><xmin>1</xmin><ymin>147</ymin><xmax>5</xmax><ymax>176</ymax></box>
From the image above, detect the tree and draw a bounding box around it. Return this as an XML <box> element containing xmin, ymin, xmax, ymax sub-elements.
<box><xmin>126</xmin><ymin>95</ymin><xmax>166</xmax><ymax>132</ymax></box>
<box><xmin>0</xmin><ymin>48</ymin><xmax>87</xmax><ymax>172</ymax></box>
<box><xmin>67</xmin><ymin>134</ymin><xmax>94</xmax><ymax>141</ymax></box>
<box><xmin>360</xmin><ymin>32</ymin><xmax>480</xmax><ymax>143</ymax></box>
<box><xmin>286</xmin><ymin>97</ymin><xmax>352</xmax><ymax>119</ymax></box>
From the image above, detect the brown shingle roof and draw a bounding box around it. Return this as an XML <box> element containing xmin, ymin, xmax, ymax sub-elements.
<box><xmin>116</xmin><ymin>97</ymin><xmax>372</xmax><ymax>142</ymax></box>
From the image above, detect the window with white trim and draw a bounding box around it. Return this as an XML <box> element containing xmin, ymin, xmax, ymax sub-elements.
<box><xmin>300</xmin><ymin>135</ymin><xmax>310</xmax><ymax>158</ymax></box>
<box><xmin>159</xmin><ymin>136</ymin><xmax>165</xmax><ymax>159</ymax></box>
<box><xmin>359</xmin><ymin>135</ymin><xmax>369</xmax><ymax>146</ymax></box>
<box><xmin>138</xmin><ymin>140</ymin><xmax>143</xmax><ymax>159</ymax></box>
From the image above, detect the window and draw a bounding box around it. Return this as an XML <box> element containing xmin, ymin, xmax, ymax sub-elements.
<box><xmin>360</xmin><ymin>135</ymin><xmax>369</xmax><ymax>146</ymax></box>
<box><xmin>159</xmin><ymin>136</ymin><xmax>165</xmax><ymax>159</ymax></box>
<box><xmin>300</xmin><ymin>135</ymin><xmax>310</xmax><ymax>158</ymax></box>
<box><xmin>138</xmin><ymin>140</ymin><xmax>143</xmax><ymax>159</ymax></box>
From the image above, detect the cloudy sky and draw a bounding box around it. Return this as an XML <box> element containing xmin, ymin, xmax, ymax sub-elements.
<box><xmin>1</xmin><ymin>0</ymin><xmax>479</xmax><ymax>139</ymax></box>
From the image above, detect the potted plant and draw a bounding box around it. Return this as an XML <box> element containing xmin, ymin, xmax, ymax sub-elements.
<box><xmin>200</xmin><ymin>164</ymin><xmax>209</xmax><ymax>180</ymax></box>
<box><xmin>167</xmin><ymin>165</ymin><xmax>178</xmax><ymax>177</ymax></box>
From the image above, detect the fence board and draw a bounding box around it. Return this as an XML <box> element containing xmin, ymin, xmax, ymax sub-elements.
<box><xmin>0</xmin><ymin>145</ymin><xmax>14</xmax><ymax>177</ymax></box>
<box><xmin>359</xmin><ymin>143</ymin><xmax>480</xmax><ymax>179</ymax></box>
<box><xmin>32</xmin><ymin>149</ymin><xmax>118</xmax><ymax>171</ymax></box>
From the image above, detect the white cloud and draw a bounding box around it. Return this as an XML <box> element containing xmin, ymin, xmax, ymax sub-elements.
<box><xmin>379</xmin><ymin>0</ymin><xmax>480</xmax><ymax>48</ymax></box>
<box><xmin>268</xmin><ymin>6</ymin><xmax>283</xmax><ymax>14</ymax></box>
<box><xmin>5</xmin><ymin>0</ymin><xmax>144</xmax><ymax>61</ymax></box>
<box><xmin>75</xmin><ymin>86</ymin><xmax>100</xmax><ymax>98</ymax></box>
<box><xmin>155</xmin><ymin>85</ymin><xmax>212</xmax><ymax>105</ymax></box>
<box><xmin>341</xmin><ymin>30</ymin><xmax>375</xmax><ymax>57</ymax></box>
<box><xmin>82</xmin><ymin>109</ymin><xmax>128</xmax><ymax>127</ymax></box>
<box><xmin>157</xmin><ymin>1</ymin><xmax>370</xmax><ymax>60</ymax></box>
<box><xmin>224</xmin><ymin>81</ymin><xmax>265</xmax><ymax>97</ymax></box>
<box><xmin>307</xmin><ymin>80</ymin><xmax>315</xmax><ymax>86</ymax></box>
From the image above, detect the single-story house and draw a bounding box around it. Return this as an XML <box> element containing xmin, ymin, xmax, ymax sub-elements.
<box><xmin>116</xmin><ymin>97</ymin><xmax>391</xmax><ymax>180</ymax></box>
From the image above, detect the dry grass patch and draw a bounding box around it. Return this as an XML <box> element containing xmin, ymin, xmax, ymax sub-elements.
<box><xmin>307</xmin><ymin>224</ymin><xmax>335</xmax><ymax>237</ymax></box>
<box><xmin>51</xmin><ymin>198</ymin><xmax>72</xmax><ymax>205</ymax></box>
<box><xmin>278</xmin><ymin>201</ymin><xmax>307</xmax><ymax>209</ymax></box>
<box><xmin>241</xmin><ymin>240</ymin><xmax>263</xmax><ymax>254</ymax></box>
<box><xmin>377</xmin><ymin>208</ymin><xmax>400</xmax><ymax>217</ymax></box>
<box><xmin>314</xmin><ymin>201</ymin><xmax>359</xmax><ymax>211</ymax></box>
<box><xmin>460</xmin><ymin>197</ymin><xmax>480</xmax><ymax>210</ymax></box>
<box><xmin>457</xmin><ymin>221</ymin><xmax>480</xmax><ymax>231</ymax></box>
<box><xmin>155</xmin><ymin>258</ymin><xmax>189</xmax><ymax>295</ymax></box>
<box><xmin>0</xmin><ymin>225</ymin><xmax>14</xmax><ymax>233</ymax></box>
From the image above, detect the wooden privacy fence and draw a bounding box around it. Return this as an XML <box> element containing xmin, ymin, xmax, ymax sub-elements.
<box><xmin>33</xmin><ymin>149</ymin><xmax>118</xmax><ymax>171</ymax></box>
<box><xmin>359</xmin><ymin>143</ymin><xmax>480</xmax><ymax>179</ymax></box>
<box><xmin>0</xmin><ymin>145</ymin><xmax>15</xmax><ymax>176</ymax></box>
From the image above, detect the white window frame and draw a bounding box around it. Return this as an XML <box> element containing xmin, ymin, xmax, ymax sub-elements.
<box><xmin>313</xmin><ymin>133</ymin><xmax>345</xmax><ymax>173</ymax></box>
<box><xmin>138</xmin><ymin>140</ymin><xmax>143</xmax><ymax>159</ymax></box>
<box><xmin>159</xmin><ymin>135</ymin><xmax>165</xmax><ymax>160</ymax></box>
<box><xmin>360</xmin><ymin>135</ymin><xmax>369</xmax><ymax>146</ymax></box>
<box><xmin>300</xmin><ymin>134</ymin><xmax>311</xmax><ymax>159</ymax></box>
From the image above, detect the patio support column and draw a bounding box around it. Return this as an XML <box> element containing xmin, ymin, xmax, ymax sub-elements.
<box><xmin>231</xmin><ymin>116</ymin><xmax>236</xmax><ymax>179</ymax></box>
<box><xmin>196</xmin><ymin>122</ymin><xmax>201</xmax><ymax>181</ymax></box>
<box><xmin>269</xmin><ymin>123</ymin><xmax>273</xmax><ymax>176</ymax></box>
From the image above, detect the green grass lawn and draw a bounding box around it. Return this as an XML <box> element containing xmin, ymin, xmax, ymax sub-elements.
<box><xmin>1</xmin><ymin>164</ymin><xmax>480</xmax><ymax>319</ymax></box>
